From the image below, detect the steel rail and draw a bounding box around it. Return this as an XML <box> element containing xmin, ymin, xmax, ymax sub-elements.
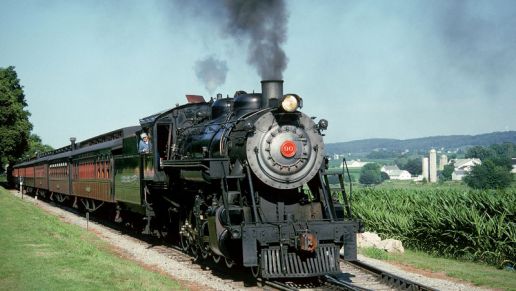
<box><xmin>345</xmin><ymin>259</ymin><xmax>439</xmax><ymax>291</ymax></box>
<box><xmin>259</xmin><ymin>279</ymin><xmax>300</xmax><ymax>291</ymax></box>
<box><xmin>323</xmin><ymin>274</ymin><xmax>374</xmax><ymax>291</ymax></box>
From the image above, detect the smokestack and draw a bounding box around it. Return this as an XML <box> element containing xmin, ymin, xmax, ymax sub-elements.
<box><xmin>261</xmin><ymin>80</ymin><xmax>283</xmax><ymax>108</ymax></box>
<box><xmin>70</xmin><ymin>137</ymin><xmax>76</xmax><ymax>150</ymax></box>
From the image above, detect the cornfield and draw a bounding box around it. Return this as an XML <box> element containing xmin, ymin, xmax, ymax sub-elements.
<box><xmin>349</xmin><ymin>187</ymin><xmax>516</xmax><ymax>267</ymax></box>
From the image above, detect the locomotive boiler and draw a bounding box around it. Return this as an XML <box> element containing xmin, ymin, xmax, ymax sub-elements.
<box><xmin>13</xmin><ymin>80</ymin><xmax>361</xmax><ymax>279</ymax></box>
<box><xmin>154</xmin><ymin>80</ymin><xmax>361</xmax><ymax>278</ymax></box>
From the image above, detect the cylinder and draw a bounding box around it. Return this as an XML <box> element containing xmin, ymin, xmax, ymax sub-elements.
<box><xmin>422</xmin><ymin>157</ymin><xmax>429</xmax><ymax>181</ymax></box>
<box><xmin>261</xmin><ymin>80</ymin><xmax>283</xmax><ymax>108</ymax></box>
<box><xmin>429</xmin><ymin>149</ymin><xmax>437</xmax><ymax>183</ymax></box>
<box><xmin>439</xmin><ymin>154</ymin><xmax>448</xmax><ymax>171</ymax></box>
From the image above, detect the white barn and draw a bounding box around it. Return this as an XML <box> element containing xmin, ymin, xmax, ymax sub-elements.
<box><xmin>342</xmin><ymin>160</ymin><xmax>369</xmax><ymax>168</ymax></box>
<box><xmin>381</xmin><ymin>165</ymin><xmax>412</xmax><ymax>180</ymax></box>
<box><xmin>387</xmin><ymin>170</ymin><xmax>412</xmax><ymax>180</ymax></box>
<box><xmin>450</xmin><ymin>158</ymin><xmax>482</xmax><ymax>181</ymax></box>
<box><xmin>381</xmin><ymin>165</ymin><xmax>400</xmax><ymax>173</ymax></box>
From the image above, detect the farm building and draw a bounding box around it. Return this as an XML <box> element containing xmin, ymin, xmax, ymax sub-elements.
<box><xmin>387</xmin><ymin>170</ymin><xmax>412</xmax><ymax>180</ymax></box>
<box><xmin>341</xmin><ymin>160</ymin><xmax>370</xmax><ymax>168</ymax></box>
<box><xmin>380</xmin><ymin>165</ymin><xmax>400</xmax><ymax>173</ymax></box>
<box><xmin>450</xmin><ymin>158</ymin><xmax>482</xmax><ymax>181</ymax></box>
<box><xmin>452</xmin><ymin>170</ymin><xmax>467</xmax><ymax>181</ymax></box>
<box><xmin>381</xmin><ymin>165</ymin><xmax>412</xmax><ymax>180</ymax></box>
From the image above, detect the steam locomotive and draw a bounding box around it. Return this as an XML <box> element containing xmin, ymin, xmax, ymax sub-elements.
<box><xmin>13</xmin><ymin>80</ymin><xmax>361</xmax><ymax>279</ymax></box>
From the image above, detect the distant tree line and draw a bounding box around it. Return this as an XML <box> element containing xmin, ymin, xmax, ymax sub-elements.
<box><xmin>366</xmin><ymin>150</ymin><xmax>398</xmax><ymax>159</ymax></box>
<box><xmin>326</xmin><ymin>132</ymin><xmax>516</xmax><ymax>155</ymax></box>
<box><xmin>465</xmin><ymin>144</ymin><xmax>513</xmax><ymax>170</ymax></box>
<box><xmin>356</xmin><ymin>144</ymin><xmax>515</xmax><ymax>188</ymax></box>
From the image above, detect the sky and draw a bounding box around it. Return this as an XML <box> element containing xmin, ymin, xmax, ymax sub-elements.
<box><xmin>1</xmin><ymin>0</ymin><xmax>515</xmax><ymax>148</ymax></box>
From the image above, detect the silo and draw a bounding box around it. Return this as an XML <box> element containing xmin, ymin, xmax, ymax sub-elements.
<box><xmin>422</xmin><ymin>157</ymin><xmax>429</xmax><ymax>181</ymax></box>
<box><xmin>439</xmin><ymin>154</ymin><xmax>448</xmax><ymax>171</ymax></box>
<box><xmin>429</xmin><ymin>149</ymin><xmax>437</xmax><ymax>182</ymax></box>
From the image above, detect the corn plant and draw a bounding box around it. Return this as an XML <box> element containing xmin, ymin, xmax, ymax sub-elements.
<box><xmin>352</xmin><ymin>187</ymin><xmax>516</xmax><ymax>267</ymax></box>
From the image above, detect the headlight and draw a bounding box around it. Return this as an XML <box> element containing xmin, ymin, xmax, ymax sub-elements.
<box><xmin>281</xmin><ymin>94</ymin><xmax>302</xmax><ymax>112</ymax></box>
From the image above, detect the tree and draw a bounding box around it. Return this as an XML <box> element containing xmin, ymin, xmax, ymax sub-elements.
<box><xmin>0</xmin><ymin>66</ymin><xmax>32</xmax><ymax>171</ymax></box>
<box><xmin>24</xmin><ymin>134</ymin><xmax>53</xmax><ymax>159</ymax></box>
<box><xmin>359</xmin><ymin>163</ymin><xmax>382</xmax><ymax>185</ymax></box>
<box><xmin>463</xmin><ymin>160</ymin><xmax>513</xmax><ymax>189</ymax></box>
<box><xmin>366</xmin><ymin>150</ymin><xmax>398</xmax><ymax>159</ymax></box>
<box><xmin>465</xmin><ymin>145</ymin><xmax>493</xmax><ymax>161</ymax></box>
<box><xmin>440</xmin><ymin>163</ymin><xmax>455</xmax><ymax>181</ymax></box>
<box><xmin>380</xmin><ymin>171</ymin><xmax>390</xmax><ymax>181</ymax></box>
<box><xmin>489</xmin><ymin>143</ymin><xmax>514</xmax><ymax>170</ymax></box>
<box><xmin>394</xmin><ymin>156</ymin><xmax>408</xmax><ymax>169</ymax></box>
<box><xmin>401</xmin><ymin>158</ymin><xmax>422</xmax><ymax>176</ymax></box>
<box><xmin>466</xmin><ymin>143</ymin><xmax>514</xmax><ymax>170</ymax></box>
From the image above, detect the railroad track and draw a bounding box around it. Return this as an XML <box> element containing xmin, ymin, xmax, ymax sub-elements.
<box><xmin>245</xmin><ymin>258</ymin><xmax>440</xmax><ymax>290</ymax></box>
<box><xmin>325</xmin><ymin>259</ymin><xmax>439</xmax><ymax>291</ymax></box>
<box><xmin>254</xmin><ymin>259</ymin><xmax>439</xmax><ymax>291</ymax></box>
<box><xmin>17</xmin><ymin>191</ymin><xmax>439</xmax><ymax>291</ymax></box>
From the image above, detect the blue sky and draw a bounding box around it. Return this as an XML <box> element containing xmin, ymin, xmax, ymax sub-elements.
<box><xmin>2</xmin><ymin>0</ymin><xmax>515</xmax><ymax>148</ymax></box>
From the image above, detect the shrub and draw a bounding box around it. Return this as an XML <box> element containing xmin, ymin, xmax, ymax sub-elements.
<box><xmin>464</xmin><ymin>160</ymin><xmax>513</xmax><ymax>189</ymax></box>
<box><xmin>359</xmin><ymin>163</ymin><xmax>382</xmax><ymax>185</ymax></box>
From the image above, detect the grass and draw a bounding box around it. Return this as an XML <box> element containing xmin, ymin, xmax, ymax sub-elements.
<box><xmin>327</xmin><ymin>166</ymin><xmax>361</xmax><ymax>182</ymax></box>
<box><xmin>360</xmin><ymin>247</ymin><xmax>389</xmax><ymax>260</ymax></box>
<box><xmin>359</xmin><ymin>247</ymin><xmax>516</xmax><ymax>290</ymax></box>
<box><xmin>0</xmin><ymin>187</ymin><xmax>183</xmax><ymax>291</ymax></box>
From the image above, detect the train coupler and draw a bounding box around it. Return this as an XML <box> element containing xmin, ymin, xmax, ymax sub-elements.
<box><xmin>296</xmin><ymin>232</ymin><xmax>318</xmax><ymax>253</ymax></box>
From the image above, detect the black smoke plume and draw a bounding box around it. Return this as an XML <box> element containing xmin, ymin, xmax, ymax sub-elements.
<box><xmin>222</xmin><ymin>0</ymin><xmax>289</xmax><ymax>80</ymax></box>
<box><xmin>170</xmin><ymin>0</ymin><xmax>289</xmax><ymax>80</ymax></box>
<box><xmin>194</xmin><ymin>55</ymin><xmax>228</xmax><ymax>94</ymax></box>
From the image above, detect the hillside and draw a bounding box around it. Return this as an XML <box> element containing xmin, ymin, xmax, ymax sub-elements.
<box><xmin>326</xmin><ymin>131</ymin><xmax>516</xmax><ymax>154</ymax></box>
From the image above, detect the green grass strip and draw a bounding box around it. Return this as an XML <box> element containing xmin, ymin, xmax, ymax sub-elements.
<box><xmin>0</xmin><ymin>187</ymin><xmax>183</xmax><ymax>291</ymax></box>
<box><xmin>360</xmin><ymin>248</ymin><xmax>516</xmax><ymax>290</ymax></box>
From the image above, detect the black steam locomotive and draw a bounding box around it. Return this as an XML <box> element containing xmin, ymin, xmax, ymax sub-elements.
<box><xmin>13</xmin><ymin>80</ymin><xmax>361</xmax><ymax>278</ymax></box>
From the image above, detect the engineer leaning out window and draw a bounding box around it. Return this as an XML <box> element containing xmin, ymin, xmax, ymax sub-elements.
<box><xmin>138</xmin><ymin>132</ymin><xmax>151</xmax><ymax>153</ymax></box>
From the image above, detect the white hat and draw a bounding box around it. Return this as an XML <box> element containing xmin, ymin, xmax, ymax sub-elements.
<box><xmin>140</xmin><ymin>133</ymin><xmax>148</xmax><ymax>138</ymax></box>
